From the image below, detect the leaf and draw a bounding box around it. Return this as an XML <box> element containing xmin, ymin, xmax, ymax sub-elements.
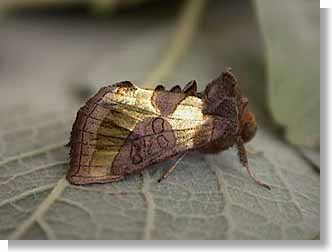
<box><xmin>298</xmin><ymin>147</ymin><xmax>320</xmax><ymax>171</ymax></box>
<box><xmin>0</xmin><ymin>0</ymin><xmax>153</xmax><ymax>14</ymax></box>
<box><xmin>254</xmin><ymin>0</ymin><xmax>320</xmax><ymax>148</ymax></box>
<box><xmin>0</xmin><ymin>0</ymin><xmax>319</xmax><ymax>239</ymax></box>
<box><xmin>0</xmin><ymin>105</ymin><xmax>320</xmax><ymax>240</ymax></box>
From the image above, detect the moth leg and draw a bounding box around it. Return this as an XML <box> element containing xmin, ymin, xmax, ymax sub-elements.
<box><xmin>158</xmin><ymin>152</ymin><xmax>187</xmax><ymax>183</ymax></box>
<box><xmin>236</xmin><ymin>139</ymin><xmax>271</xmax><ymax>190</ymax></box>
<box><xmin>169</xmin><ymin>85</ymin><xmax>182</xmax><ymax>93</ymax></box>
<box><xmin>183</xmin><ymin>80</ymin><xmax>197</xmax><ymax>96</ymax></box>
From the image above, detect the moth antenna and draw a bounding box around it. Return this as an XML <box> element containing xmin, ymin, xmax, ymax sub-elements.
<box><xmin>183</xmin><ymin>80</ymin><xmax>197</xmax><ymax>96</ymax></box>
<box><xmin>170</xmin><ymin>85</ymin><xmax>182</xmax><ymax>93</ymax></box>
<box><xmin>158</xmin><ymin>152</ymin><xmax>186</xmax><ymax>183</ymax></box>
<box><xmin>236</xmin><ymin>138</ymin><xmax>271</xmax><ymax>190</ymax></box>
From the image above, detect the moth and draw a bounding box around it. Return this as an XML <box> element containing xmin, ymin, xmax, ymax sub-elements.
<box><xmin>67</xmin><ymin>68</ymin><xmax>270</xmax><ymax>190</ymax></box>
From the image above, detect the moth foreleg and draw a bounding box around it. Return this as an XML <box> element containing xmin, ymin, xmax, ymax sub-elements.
<box><xmin>158</xmin><ymin>152</ymin><xmax>187</xmax><ymax>183</ymax></box>
<box><xmin>236</xmin><ymin>139</ymin><xmax>271</xmax><ymax>190</ymax></box>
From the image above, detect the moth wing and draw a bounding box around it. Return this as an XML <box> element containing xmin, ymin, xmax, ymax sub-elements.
<box><xmin>110</xmin><ymin>95</ymin><xmax>215</xmax><ymax>177</ymax></box>
<box><xmin>67</xmin><ymin>84</ymin><xmax>214</xmax><ymax>185</ymax></box>
<box><xmin>67</xmin><ymin>82</ymin><xmax>159</xmax><ymax>184</ymax></box>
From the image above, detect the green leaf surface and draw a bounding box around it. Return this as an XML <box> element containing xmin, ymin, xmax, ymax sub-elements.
<box><xmin>254</xmin><ymin>0</ymin><xmax>320</xmax><ymax>148</ymax></box>
<box><xmin>0</xmin><ymin>105</ymin><xmax>320</xmax><ymax>240</ymax></box>
<box><xmin>0</xmin><ymin>0</ymin><xmax>319</xmax><ymax>240</ymax></box>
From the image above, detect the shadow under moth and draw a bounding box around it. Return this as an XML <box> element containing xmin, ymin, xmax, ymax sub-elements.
<box><xmin>67</xmin><ymin>68</ymin><xmax>270</xmax><ymax>190</ymax></box>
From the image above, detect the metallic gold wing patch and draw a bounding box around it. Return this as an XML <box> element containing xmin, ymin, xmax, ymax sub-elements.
<box><xmin>67</xmin><ymin>81</ymin><xmax>215</xmax><ymax>185</ymax></box>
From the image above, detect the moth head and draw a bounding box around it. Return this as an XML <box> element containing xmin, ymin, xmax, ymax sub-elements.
<box><xmin>239</xmin><ymin>97</ymin><xmax>257</xmax><ymax>143</ymax></box>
